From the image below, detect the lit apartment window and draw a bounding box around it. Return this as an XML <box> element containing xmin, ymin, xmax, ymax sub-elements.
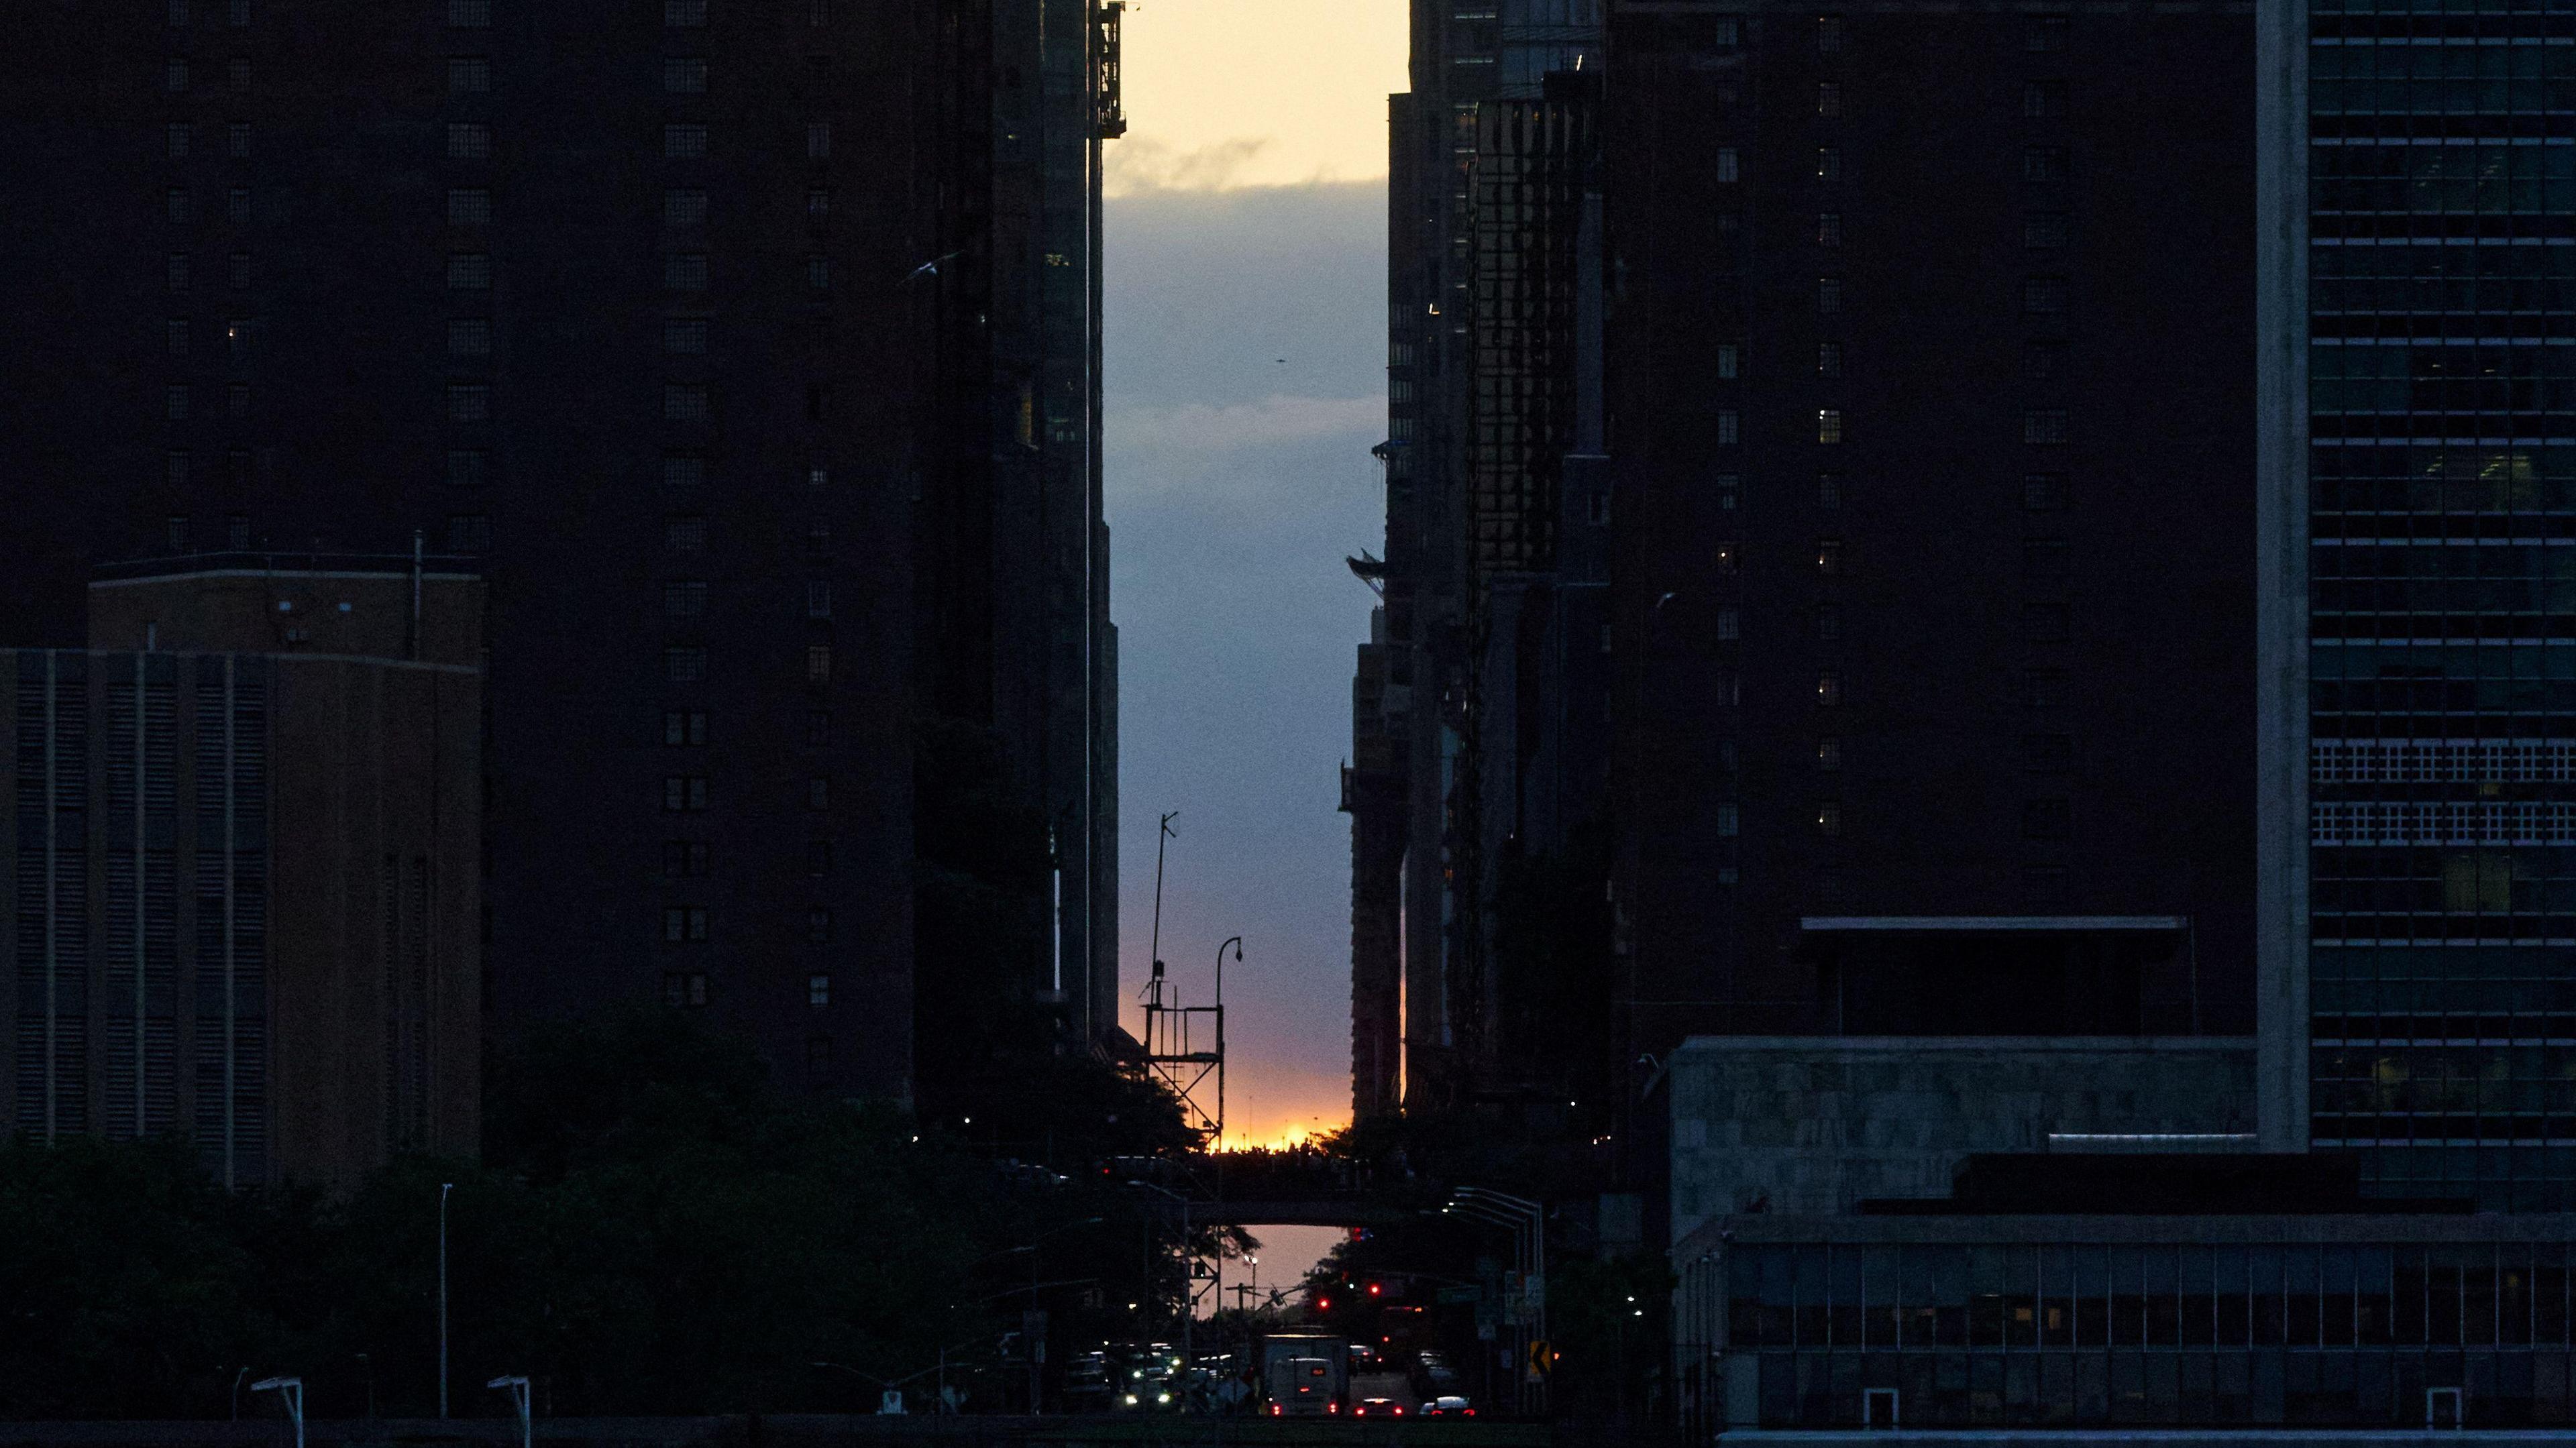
<box><xmin>805</xmin><ymin>122</ymin><xmax>832</xmax><ymax>159</ymax></box>
<box><xmin>663</xmin><ymin>453</ymin><xmax>705</xmax><ymax>489</ymax></box>
<box><xmin>806</xmin><ymin>256</ymin><xmax>830</xmax><ymax>290</ymax></box>
<box><xmin>1817</xmin><ymin>81</ymin><xmax>1841</xmax><ymax>117</ymax></box>
<box><xmin>808</xmin><ymin>973</ymin><xmax>831</xmax><ymax>1006</ymax></box>
<box><xmin>2023</xmin><ymin>409</ymin><xmax>2070</xmax><ymax>445</ymax></box>
<box><xmin>1817</xmin><ymin>14</ymin><xmax>1843</xmax><ymax>52</ymax></box>
<box><xmin>1715</xmin><ymin>606</ymin><xmax>1740</xmax><ymax>642</ymax></box>
<box><xmin>447</xmin><ymin>253</ymin><xmax>492</xmax><ymax>289</ymax></box>
<box><xmin>664</xmin><ymin>57</ymin><xmax>707</xmax><ymax>93</ymax></box>
<box><xmin>1816</xmin><ymin>673</ymin><xmax>1842</xmax><ymax>706</ymax></box>
<box><xmin>448</xmin><ymin>318</ymin><xmax>491</xmax><ymax>357</ymax></box>
<box><xmin>665</xmin><ymin>0</ymin><xmax>707</xmax><ymax>26</ymax></box>
<box><xmin>663</xmin><ymin>384</ymin><xmax>710</xmax><ymax>423</ymax></box>
<box><xmin>1815</xmin><ymin>148</ymin><xmax>1841</xmax><ymax>182</ymax></box>
<box><xmin>1817</xmin><ymin>276</ymin><xmax>1842</xmax><ymax>314</ymax></box>
<box><xmin>1816</xmin><ymin>801</ymin><xmax>1841</xmax><ymax>837</ymax></box>
<box><xmin>1716</xmin><ymin>343</ymin><xmax>1739</xmax><ymax>380</ymax></box>
<box><xmin>447</xmin><ymin>0</ymin><xmax>490</xmax><ymax>25</ymax></box>
<box><xmin>664</xmin><ymin>318</ymin><xmax>707</xmax><ymax>354</ymax></box>
<box><xmin>166</xmin><ymin>59</ymin><xmax>190</xmax><ymax>93</ymax></box>
<box><xmin>1817</xmin><ymin>738</ymin><xmax>1842</xmax><ymax>771</ymax></box>
<box><xmin>663</xmin><ymin>580</ymin><xmax>707</xmax><ymax>617</ymax></box>
<box><xmin>663</xmin><ymin>645</ymin><xmax>708</xmax><ymax>682</ymax></box>
<box><xmin>1715</xmin><ymin>147</ymin><xmax>1739</xmax><ymax>184</ymax></box>
<box><xmin>807</xmin><ymin>465</ymin><xmax>829</xmax><ymax>491</ymax></box>
<box><xmin>1717</xmin><ymin>474</ymin><xmax>1739</xmax><ymax>510</ymax></box>
<box><xmin>447</xmin><ymin>450</ymin><xmax>488</xmax><ymax>488</ymax></box>
<box><xmin>1817</xmin><ymin>409</ymin><xmax>1844</xmax><ymax>445</ymax></box>
<box><xmin>445</xmin><ymin>123</ymin><xmax>490</xmax><ymax>160</ymax></box>
<box><xmin>449</xmin><ymin>57</ymin><xmax>492</xmax><ymax>94</ymax></box>
<box><xmin>167</xmin><ymin>123</ymin><xmax>193</xmax><ymax>159</ymax></box>
<box><xmin>1717</xmin><ymin>803</ymin><xmax>1740</xmax><ymax>838</ymax></box>
<box><xmin>1817</xmin><ymin>341</ymin><xmax>1843</xmax><ymax>378</ymax></box>
<box><xmin>1817</xmin><ymin>213</ymin><xmax>1841</xmax><ymax>247</ymax></box>
<box><xmin>448</xmin><ymin>188</ymin><xmax>492</xmax><ymax>225</ymax></box>
<box><xmin>1817</xmin><ymin>539</ymin><xmax>1843</xmax><ymax>575</ymax></box>
<box><xmin>1717</xmin><ymin>410</ymin><xmax>1739</xmax><ymax>447</ymax></box>
<box><xmin>665</xmin><ymin>254</ymin><xmax>708</xmax><ymax>290</ymax></box>
<box><xmin>663</xmin><ymin>123</ymin><xmax>708</xmax><ymax>160</ymax></box>
<box><xmin>807</xmin><ymin>580</ymin><xmax>832</xmax><ymax>618</ymax></box>
<box><xmin>807</xmin><ymin>777</ymin><xmax>830</xmax><ymax>810</ymax></box>
<box><xmin>805</xmin><ymin>643</ymin><xmax>831</xmax><ymax>684</ymax></box>
<box><xmin>663</xmin><ymin>710</ymin><xmax>707</xmax><ymax>745</ymax></box>
<box><xmin>665</xmin><ymin>516</ymin><xmax>707</xmax><ymax>552</ymax></box>
<box><xmin>1715</xmin><ymin>540</ymin><xmax>1737</xmax><ymax>575</ymax></box>
<box><xmin>445</xmin><ymin>383</ymin><xmax>489</xmax><ymax>421</ymax></box>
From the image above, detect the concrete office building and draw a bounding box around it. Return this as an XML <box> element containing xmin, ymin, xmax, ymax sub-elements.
<box><xmin>0</xmin><ymin>0</ymin><xmax>1121</xmax><ymax>1099</ymax></box>
<box><xmin>5</xmin><ymin>560</ymin><xmax>480</xmax><ymax>1190</ymax></box>
<box><xmin>2259</xmin><ymin>0</ymin><xmax>2576</xmax><ymax>1209</ymax></box>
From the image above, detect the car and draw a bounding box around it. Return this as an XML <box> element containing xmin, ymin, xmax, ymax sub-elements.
<box><xmin>1352</xmin><ymin>1398</ymin><xmax>1405</xmax><ymax>1417</ymax></box>
<box><xmin>1419</xmin><ymin>1396</ymin><xmax>1476</xmax><ymax>1416</ymax></box>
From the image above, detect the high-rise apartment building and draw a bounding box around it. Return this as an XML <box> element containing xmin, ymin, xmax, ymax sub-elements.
<box><xmin>0</xmin><ymin>0</ymin><xmax>1118</xmax><ymax>1101</ymax></box>
<box><xmin>5</xmin><ymin>560</ymin><xmax>481</xmax><ymax>1190</ymax></box>
<box><xmin>1601</xmin><ymin>3</ymin><xmax>2259</xmax><ymax>1097</ymax></box>
<box><xmin>2264</xmin><ymin>2</ymin><xmax>2576</xmax><ymax>1209</ymax></box>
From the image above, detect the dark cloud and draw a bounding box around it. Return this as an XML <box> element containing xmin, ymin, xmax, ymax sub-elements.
<box><xmin>1104</xmin><ymin>181</ymin><xmax>1384</xmax><ymax>1129</ymax></box>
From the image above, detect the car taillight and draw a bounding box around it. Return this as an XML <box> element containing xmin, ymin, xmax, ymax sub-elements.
<box><xmin>1464</xmin><ymin>1408</ymin><xmax>1477</xmax><ymax>1416</ymax></box>
<box><xmin>1268</xmin><ymin>1404</ymin><xmax>1281</xmax><ymax>1417</ymax></box>
<box><xmin>1328</xmin><ymin>1402</ymin><xmax>1339</xmax><ymax>1414</ymax></box>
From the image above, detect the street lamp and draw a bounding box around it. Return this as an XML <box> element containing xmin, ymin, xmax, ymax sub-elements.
<box><xmin>439</xmin><ymin>1182</ymin><xmax>455</xmax><ymax>1418</ymax></box>
<box><xmin>488</xmin><ymin>1376</ymin><xmax>531</xmax><ymax>1448</ymax></box>
<box><xmin>250</xmin><ymin>1376</ymin><xmax>303</xmax><ymax>1448</ymax></box>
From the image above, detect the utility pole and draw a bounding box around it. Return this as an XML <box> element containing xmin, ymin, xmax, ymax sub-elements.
<box><xmin>439</xmin><ymin>1182</ymin><xmax>453</xmax><ymax>1417</ymax></box>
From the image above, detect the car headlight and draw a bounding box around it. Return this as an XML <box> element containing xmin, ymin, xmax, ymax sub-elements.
<box><xmin>1157</xmin><ymin>1393</ymin><xmax>1171</xmax><ymax>1404</ymax></box>
<box><xmin>1122</xmin><ymin>1394</ymin><xmax>1138</xmax><ymax>1405</ymax></box>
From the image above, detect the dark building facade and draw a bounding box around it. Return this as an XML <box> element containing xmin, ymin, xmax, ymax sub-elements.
<box><xmin>5</xmin><ymin>561</ymin><xmax>481</xmax><ymax>1190</ymax></box>
<box><xmin>1602</xmin><ymin>2</ymin><xmax>2260</xmax><ymax>1115</ymax></box>
<box><xmin>2263</xmin><ymin>2</ymin><xmax>2576</xmax><ymax>1209</ymax></box>
<box><xmin>0</xmin><ymin>0</ymin><xmax>1118</xmax><ymax>1100</ymax></box>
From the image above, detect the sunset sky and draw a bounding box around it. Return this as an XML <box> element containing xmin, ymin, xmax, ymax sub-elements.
<box><xmin>1104</xmin><ymin>0</ymin><xmax>1406</xmax><ymax>1156</ymax></box>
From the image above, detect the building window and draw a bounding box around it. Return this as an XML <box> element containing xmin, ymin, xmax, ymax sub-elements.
<box><xmin>448</xmin><ymin>188</ymin><xmax>492</xmax><ymax>226</ymax></box>
<box><xmin>663</xmin><ymin>646</ymin><xmax>708</xmax><ymax>683</ymax></box>
<box><xmin>448</xmin><ymin>57</ymin><xmax>491</xmax><ymax>94</ymax></box>
<box><xmin>1816</xmin><ymin>801</ymin><xmax>1842</xmax><ymax>837</ymax></box>
<box><xmin>166</xmin><ymin>319</ymin><xmax>189</xmax><ymax>357</ymax></box>
<box><xmin>167</xmin><ymin>188</ymin><xmax>193</xmax><ymax>224</ymax></box>
<box><xmin>2023</xmin><ymin>409</ymin><xmax>2070</xmax><ymax>445</ymax></box>
<box><xmin>806</xmin><ymin>908</ymin><xmax>832</xmax><ymax>944</ymax></box>
<box><xmin>805</xmin><ymin>385</ymin><xmax>828</xmax><ymax>421</ymax></box>
<box><xmin>2023</xmin><ymin>602</ymin><xmax>2070</xmax><ymax>642</ymax></box>
<box><xmin>1715</xmin><ymin>147</ymin><xmax>1739</xmax><ymax>184</ymax></box>
<box><xmin>806</xmin><ymin>580</ymin><xmax>832</xmax><ymax>618</ymax></box>
<box><xmin>808</xmin><ymin>0</ymin><xmax>829</xmax><ymax>22</ymax></box>
<box><xmin>228</xmin><ymin>252</ymin><xmax>249</xmax><ymax>289</ymax></box>
<box><xmin>1816</xmin><ymin>81</ymin><xmax>1841</xmax><ymax>117</ymax></box>
<box><xmin>664</xmin><ymin>0</ymin><xmax>707</xmax><ymax>26</ymax></box>
<box><xmin>1816</xmin><ymin>604</ymin><xmax>1841</xmax><ymax>641</ymax></box>
<box><xmin>805</xmin><ymin>256</ymin><xmax>830</xmax><ymax>290</ymax></box>
<box><xmin>805</xmin><ymin>1036</ymin><xmax>831</xmax><ymax>1074</ymax></box>
<box><xmin>447</xmin><ymin>253</ymin><xmax>492</xmax><ymax>290</ymax></box>
<box><xmin>2024</xmin><ymin>668</ymin><xmax>2067</xmax><ymax>710</ymax></box>
<box><xmin>663</xmin><ymin>317</ymin><xmax>706</xmax><ymax>355</ymax></box>
<box><xmin>1815</xmin><ymin>148</ymin><xmax>1841</xmax><ymax>182</ymax></box>
<box><xmin>1716</xmin><ymin>343</ymin><xmax>1739</xmax><ymax>380</ymax></box>
<box><xmin>2023</xmin><ymin>539</ymin><xmax>2070</xmax><ymax>580</ymax></box>
<box><xmin>806</xmin><ymin>465</ymin><xmax>829</xmax><ymax>491</ymax></box>
<box><xmin>663</xmin><ymin>774</ymin><xmax>708</xmax><ymax>810</ymax></box>
<box><xmin>1817</xmin><ymin>410</ymin><xmax>1844</xmax><ymax>445</ymax></box>
<box><xmin>1717</xmin><ymin>410</ymin><xmax>1739</xmax><ymax>447</ymax></box>
<box><xmin>169</xmin><ymin>0</ymin><xmax>191</xmax><ymax>24</ymax></box>
<box><xmin>805</xmin><ymin>122</ymin><xmax>832</xmax><ymax>159</ymax></box>
<box><xmin>167</xmin><ymin>122</ymin><xmax>194</xmax><ymax>159</ymax></box>
<box><xmin>166</xmin><ymin>451</ymin><xmax>190</xmax><ymax>487</ymax></box>
<box><xmin>808</xmin><ymin>840</ymin><xmax>833</xmax><ymax>875</ymax></box>
<box><xmin>663</xmin><ymin>907</ymin><xmax>710</xmax><ymax>943</ymax></box>
<box><xmin>2021</xmin><ymin>866</ymin><xmax>2068</xmax><ymax>906</ymax></box>
<box><xmin>1717</xmin><ymin>474</ymin><xmax>1739</xmax><ymax>510</ymax></box>
<box><xmin>2022</xmin><ymin>341</ymin><xmax>2065</xmax><ymax>380</ymax></box>
<box><xmin>448</xmin><ymin>319</ymin><xmax>491</xmax><ymax>357</ymax></box>
<box><xmin>2023</xmin><ymin>472</ymin><xmax>2068</xmax><ymax>511</ymax></box>
<box><xmin>663</xmin><ymin>840</ymin><xmax>709</xmax><ymax>879</ymax></box>
<box><xmin>168</xmin><ymin>254</ymin><xmax>189</xmax><ymax>292</ymax></box>
<box><xmin>1816</xmin><ymin>673</ymin><xmax>1841</xmax><ymax>706</ymax></box>
<box><xmin>663</xmin><ymin>453</ymin><xmax>704</xmax><ymax>490</ymax></box>
<box><xmin>226</xmin><ymin>514</ymin><xmax>250</xmax><ymax>549</ymax></box>
<box><xmin>445</xmin><ymin>514</ymin><xmax>490</xmax><ymax>553</ymax></box>
<box><xmin>1715</xmin><ymin>606</ymin><xmax>1739</xmax><ymax>643</ymax></box>
<box><xmin>1817</xmin><ymin>14</ymin><xmax>1842</xmax><ymax>52</ymax></box>
<box><xmin>1714</xmin><ymin>541</ymin><xmax>1737</xmax><ymax>575</ymax></box>
<box><xmin>663</xmin><ymin>580</ymin><xmax>708</xmax><ymax>618</ymax></box>
<box><xmin>448</xmin><ymin>0</ymin><xmax>492</xmax><ymax>25</ymax></box>
<box><xmin>805</xmin><ymin>643</ymin><xmax>831</xmax><ymax>684</ymax></box>
<box><xmin>663</xmin><ymin>384</ymin><xmax>710</xmax><ymax>423</ymax></box>
<box><xmin>807</xmin><ymin>777</ymin><xmax>829</xmax><ymax>810</ymax></box>
<box><xmin>447</xmin><ymin>449</ymin><xmax>488</xmax><ymax>488</ymax></box>
<box><xmin>222</xmin><ymin>382</ymin><xmax>247</xmax><ymax>416</ymax></box>
<box><xmin>1817</xmin><ymin>473</ymin><xmax>1844</xmax><ymax>509</ymax></box>
<box><xmin>808</xmin><ymin>973</ymin><xmax>831</xmax><ymax>1006</ymax></box>
<box><xmin>228</xmin><ymin>58</ymin><xmax>250</xmax><ymax>91</ymax></box>
<box><xmin>1816</xmin><ymin>212</ymin><xmax>1841</xmax><ymax>247</ymax></box>
<box><xmin>445</xmin><ymin>383</ymin><xmax>490</xmax><ymax>421</ymax></box>
<box><xmin>806</xmin><ymin>519</ymin><xmax>831</xmax><ymax>552</ymax></box>
<box><xmin>665</xmin><ymin>516</ymin><xmax>707</xmax><ymax>552</ymax></box>
<box><xmin>1715</xmin><ymin>802</ymin><xmax>1739</xmax><ymax>838</ymax></box>
<box><xmin>445</xmin><ymin>123</ymin><xmax>490</xmax><ymax>160</ymax></box>
<box><xmin>2026</xmin><ymin>15</ymin><xmax>2068</xmax><ymax>51</ymax></box>
<box><xmin>2022</xmin><ymin>276</ymin><xmax>2068</xmax><ymax>315</ymax></box>
<box><xmin>1817</xmin><ymin>341</ymin><xmax>1842</xmax><ymax>379</ymax></box>
<box><xmin>165</xmin><ymin>385</ymin><xmax>190</xmax><ymax>421</ymax></box>
<box><xmin>2023</xmin><ymin>80</ymin><xmax>2066</xmax><ymax>119</ymax></box>
<box><xmin>1817</xmin><ymin>277</ymin><xmax>1841</xmax><ymax>315</ymax></box>
<box><xmin>2022</xmin><ymin>147</ymin><xmax>2068</xmax><ymax>183</ymax></box>
<box><xmin>663</xmin><ymin>123</ymin><xmax>708</xmax><ymax>160</ymax></box>
<box><xmin>806</xmin><ymin>188</ymin><xmax>830</xmax><ymax>229</ymax></box>
<box><xmin>1817</xmin><ymin>737</ymin><xmax>1842</xmax><ymax>771</ymax></box>
<box><xmin>1816</xmin><ymin>539</ymin><xmax>1843</xmax><ymax>575</ymax></box>
<box><xmin>166</xmin><ymin>59</ymin><xmax>190</xmax><ymax>93</ymax></box>
<box><xmin>2022</xmin><ymin>732</ymin><xmax>2073</xmax><ymax>773</ymax></box>
<box><xmin>665</xmin><ymin>253</ymin><xmax>708</xmax><ymax>290</ymax></box>
<box><xmin>664</xmin><ymin>56</ymin><xmax>707</xmax><ymax>93</ymax></box>
<box><xmin>226</xmin><ymin>187</ymin><xmax>251</xmax><ymax>224</ymax></box>
<box><xmin>663</xmin><ymin>188</ymin><xmax>708</xmax><ymax>228</ymax></box>
<box><xmin>663</xmin><ymin>710</ymin><xmax>707</xmax><ymax>746</ymax></box>
<box><xmin>2023</xmin><ymin>212</ymin><xmax>2068</xmax><ymax>249</ymax></box>
<box><xmin>2022</xmin><ymin>798</ymin><xmax>2071</xmax><ymax>841</ymax></box>
<box><xmin>806</xmin><ymin>711</ymin><xmax>830</xmax><ymax>746</ymax></box>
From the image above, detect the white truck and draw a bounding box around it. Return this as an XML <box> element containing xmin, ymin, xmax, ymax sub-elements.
<box><xmin>1258</xmin><ymin>1331</ymin><xmax>1349</xmax><ymax>1416</ymax></box>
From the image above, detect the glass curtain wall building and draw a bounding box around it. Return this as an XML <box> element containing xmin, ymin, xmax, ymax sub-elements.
<box><xmin>2270</xmin><ymin>3</ymin><xmax>2576</xmax><ymax>1209</ymax></box>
